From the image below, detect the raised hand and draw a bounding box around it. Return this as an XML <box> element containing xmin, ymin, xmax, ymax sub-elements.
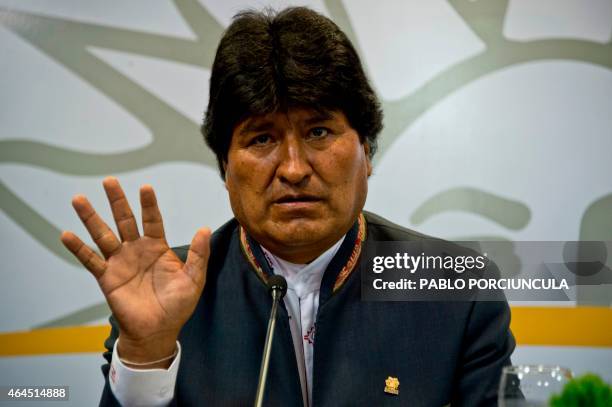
<box><xmin>60</xmin><ymin>177</ymin><xmax>211</xmax><ymax>367</ymax></box>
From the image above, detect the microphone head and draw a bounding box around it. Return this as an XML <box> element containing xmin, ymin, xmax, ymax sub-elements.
<box><xmin>267</xmin><ymin>275</ymin><xmax>287</xmax><ymax>299</ymax></box>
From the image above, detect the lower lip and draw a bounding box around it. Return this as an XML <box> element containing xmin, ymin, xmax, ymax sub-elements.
<box><xmin>273</xmin><ymin>200</ymin><xmax>322</xmax><ymax>210</ymax></box>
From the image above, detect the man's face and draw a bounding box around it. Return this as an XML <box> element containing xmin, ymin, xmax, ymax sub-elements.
<box><xmin>224</xmin><ymin>107</ymin><xmax>372</xmax><ymax>263</ymax></box>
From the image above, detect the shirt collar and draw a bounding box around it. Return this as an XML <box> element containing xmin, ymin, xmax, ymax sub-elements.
<box><xmin>260</xmin><ymin>237</ymin><xmax>346</xmax><ymax>298</ymax></box>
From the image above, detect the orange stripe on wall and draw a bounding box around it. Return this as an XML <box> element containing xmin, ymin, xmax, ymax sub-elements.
<box><xmin>0</xmin><ymin>307</ymin><xmax>610</xmax><ymax>357</ymax></box>
<box><xmin>510</xmin><ymin>306</ymin><xmax>612</xmax><ymax>347</ymax></box>
<box><xmin>0</xmin><ymin>325</ymin><xmax>109</xmax><ymax>356</ymax></box>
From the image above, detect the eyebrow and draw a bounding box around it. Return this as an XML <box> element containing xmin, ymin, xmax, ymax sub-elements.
<box><xmin>239</xmin><ymin>110</ymin><xmax>336</xmax><ymax>136</ymax></box>
<box><xmin>239</xmin><ymin>121</ymin><xmax>275</xmax><ymax>136</ymax></box>
<box><xmin>303</xmin><ymin>110</ymin><xmax>334</xmax><ymax>126</ymax></box>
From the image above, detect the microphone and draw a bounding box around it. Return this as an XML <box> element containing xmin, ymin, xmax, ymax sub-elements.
<box><xmin>254</xmin><ymin>275</ymin><xmax>287</xmax><ymax>407</ymax></box>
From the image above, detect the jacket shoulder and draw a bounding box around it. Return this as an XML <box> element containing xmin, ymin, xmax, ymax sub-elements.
<box><xmin>171</xmin><ymin>218</ymin><xmax>239</xmax><ymax>262</ymax></box>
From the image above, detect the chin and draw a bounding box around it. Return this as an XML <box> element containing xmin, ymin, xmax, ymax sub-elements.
<box><xmin>270</xmin><ymin>220</ymin><xmax>339</xmax><ymax>246</ymax></box>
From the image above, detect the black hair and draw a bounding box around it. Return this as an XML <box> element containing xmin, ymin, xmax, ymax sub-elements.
<box><xmin>202</xmin><ymin>7</ymin><xmax>383</xmax><ymax>177</ymax></box>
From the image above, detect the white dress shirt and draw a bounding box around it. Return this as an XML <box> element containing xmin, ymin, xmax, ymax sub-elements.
<box><xmin>260</xmin><ymin>237</ymin><xmax>344</xmax><ymax>406</ymax></box>
<box><xmin>109</xmin><ymin>237</ymin><xmax>344</xmax><ymax>406</ymax></box>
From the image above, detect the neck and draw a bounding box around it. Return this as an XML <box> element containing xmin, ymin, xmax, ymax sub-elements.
<box><xmin>260</xmin><ymin>239</ymin><xmax>338</xmax><ymax>264</ymax></box>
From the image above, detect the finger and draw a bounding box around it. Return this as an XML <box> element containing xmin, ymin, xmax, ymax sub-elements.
<box><xmin>72</xmin><ymin>194</ymin><xmax>121</xmax><ymax>258</ymax></box>
<box><xmin>60</xmin><ymin>231</ymin><xmax>107</xmax><ymax>279</ymax></box>
<box><xmin>184</xmin><ymin>227</ymin><xmax>211</xmax><ymax>288</ymax></box>
<box><xmin>103</xmin><ymin>177</ymin><xmax>140</xmax><ymax>242</ymax></box>
<box><xmin>140</xmin><ymin>185</ymin><xmax>166</xmax><ymax>239</ymax></box>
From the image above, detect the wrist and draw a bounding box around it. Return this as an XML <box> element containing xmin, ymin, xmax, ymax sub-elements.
<box><xmin>117</xmin><ymin>333</ymin><xmax>178</xmax><ymax>369</ymax></box>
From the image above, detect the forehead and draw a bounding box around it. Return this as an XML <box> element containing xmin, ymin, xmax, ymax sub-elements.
<box><xmin>235</xmin><ymin>108</ymin><xmax>346</xmax><ymax>136</ymax></box>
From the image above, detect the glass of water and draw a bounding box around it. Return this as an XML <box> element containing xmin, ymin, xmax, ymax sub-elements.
<box><xmin>498</xmin><ymin>365</ymin><xmax>573</xmax><ymax>407</ymax></box>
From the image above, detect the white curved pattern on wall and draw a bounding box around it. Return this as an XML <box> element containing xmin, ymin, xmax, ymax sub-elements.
<box><xmin>0</xmin><ymin>1</ymin><xmax>610</xmax><ymax>405</ymax></box>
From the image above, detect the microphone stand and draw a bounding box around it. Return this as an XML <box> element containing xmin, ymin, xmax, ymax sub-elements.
<box><xmin>254</xmin><ymin>275</ymin><xmax>287</xmax><ymax>407</ymax></box>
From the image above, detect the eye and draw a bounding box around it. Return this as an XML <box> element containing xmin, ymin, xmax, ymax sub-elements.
<box><xmin>308</xmin><ymin>127</ymin><xmax>329</xmax><ymax>139</ymax></box>
<box><xmin>249</xmin><ymin>134</ymin><xmax>273</xmax><ymax>146</ymax></box>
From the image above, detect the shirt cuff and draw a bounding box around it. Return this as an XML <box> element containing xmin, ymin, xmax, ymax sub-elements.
<box><xmin>109</xmin><ymin>339</ymin><xmax>181</xmax><ymax>407</ymax></box>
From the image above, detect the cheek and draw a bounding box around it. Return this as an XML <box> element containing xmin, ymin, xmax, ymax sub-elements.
<box><xmin>323</xmin><ymin>144</ymin><xmax>369</xmax><ymax>196</ymax></box>
<box><xmin>229</xmin><ymin>149</ymin><xmax>279</xmax><ymax>181</ymax></box>
<box><xmin>225</xmin><ymin>155</ymin><xmax>274</xmax><ymax>213</ymax></box>
<box><xmin>226</xmin><ymin>156</ymin><xmax>263</xmax><ymax>189</ymax></box>
<box><xmin>225</xmin><ymin>160</ymin><xmax>254</xmax><ymax>206</ymax></box>
<box><xmin>341</xmin><ymin>143</ymin><xmax>369</xmax><ymax>178</ymax></box>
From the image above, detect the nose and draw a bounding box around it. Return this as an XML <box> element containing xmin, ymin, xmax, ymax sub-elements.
<box><xmin>276</xmin><ymin>135</ymin><xmax>313</xmax><ymax>186</ymax></box>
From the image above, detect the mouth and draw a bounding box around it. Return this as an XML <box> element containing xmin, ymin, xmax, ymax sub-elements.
<box><xmin>273</xmin><ymin>195</ymin><xmax>323</xmax><ymax>207</ymax></box>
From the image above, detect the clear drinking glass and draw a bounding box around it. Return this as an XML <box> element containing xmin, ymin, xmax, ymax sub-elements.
<box><xmin>498</xmin><ymin>365</ymin><xmax>573</xmax><ymax>407</ymax></box>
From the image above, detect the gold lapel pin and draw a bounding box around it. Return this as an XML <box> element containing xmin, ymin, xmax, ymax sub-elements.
<box><xmin>384</xmin><ymin>376</ymin><xmax>400</xmax><ymax>395</ymax></box>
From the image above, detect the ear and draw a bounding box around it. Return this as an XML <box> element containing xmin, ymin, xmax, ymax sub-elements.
<box><xmin>222</xmin><ymin>161</ymin><xmax>229</xmax><ymax>189</ymax></box>
<box><xmin>363</xmin><ymin>143</ymin><xmax>373</xmax><ymax>177</ymax></box>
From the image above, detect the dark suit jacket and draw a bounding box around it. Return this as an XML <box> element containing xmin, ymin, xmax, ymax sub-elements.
<box><xmin>100</xmin><ymin>212</ymin><xmax>515</xmax><ymax>406</ymax></box>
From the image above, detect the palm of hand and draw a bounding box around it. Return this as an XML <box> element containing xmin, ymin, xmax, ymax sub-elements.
<box><xmin>61</xmin><ymin>177</ymin><xmax>210</xmax><ymax>343</ymax></box>
<box><xmin>103</xmin><ymin>239</ymin><xmax>196</xmax><ymax>341</ymax></box>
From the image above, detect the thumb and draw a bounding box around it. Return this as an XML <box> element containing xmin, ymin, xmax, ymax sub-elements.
<box><xmin>184</xmin><ymin>227</ymin><xmax>212</xmax><ymax>288</ymax></box>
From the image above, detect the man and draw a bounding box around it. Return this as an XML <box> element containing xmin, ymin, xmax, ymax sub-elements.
<box><xmin>61</xmin><ymin>7</ymin><xmax>514</xmax><ymax>406</ymax></box>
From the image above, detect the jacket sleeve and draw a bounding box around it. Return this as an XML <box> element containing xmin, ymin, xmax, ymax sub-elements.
<box><xmin>451</xmin><ymin>298</ymin><xmax>515</xmax><ymax>406</ymax></box>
